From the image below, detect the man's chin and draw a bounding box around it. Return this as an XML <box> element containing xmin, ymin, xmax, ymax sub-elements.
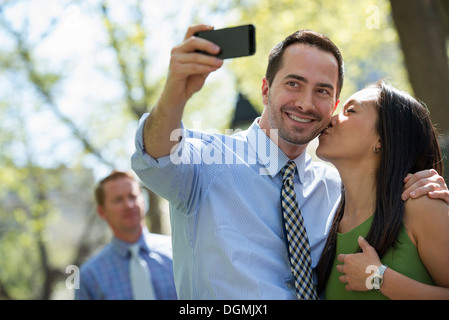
<box><xmin>279</xmin><ymin>129</ymin><xmax>319</xmax><ymax>146</ymax></box>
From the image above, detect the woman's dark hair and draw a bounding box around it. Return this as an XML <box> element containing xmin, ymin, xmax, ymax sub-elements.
<box><xmin>265</xmin><ymin>29</ymin><xmax>344</xmax><ymax>99</ymax></box>
<box><xmin>316</xmin><ymin>80</ymin><xmax>444</xmax><ymax>294</ymax></box>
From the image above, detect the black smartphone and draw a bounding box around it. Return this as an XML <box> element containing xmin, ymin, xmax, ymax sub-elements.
<box><xmin>194</xmin><ymin>24</ymin><xmax>256</xmax><ymax>59</ymax></box>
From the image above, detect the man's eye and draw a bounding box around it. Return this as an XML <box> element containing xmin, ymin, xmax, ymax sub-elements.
<box><xmin>317</xmin><ymin>88</ymin><xmax>330</xmax><ymax>95</ymax></box>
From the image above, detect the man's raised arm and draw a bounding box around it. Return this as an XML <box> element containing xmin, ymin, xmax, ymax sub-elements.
<box><xmin>143</xmin><ymin>24</ymin><xmax>223</xmax><ymax>159</ymax></box>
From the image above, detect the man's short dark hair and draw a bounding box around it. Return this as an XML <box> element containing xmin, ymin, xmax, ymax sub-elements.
<box><xmin>265</xmin><ymin>30</ymin><xmax>344</xmax><ymax>98</ymax></box>
<box><xmin>94</xmin><ymin>170</ymin><xmax>138</xmax><ymax>206</ymax></box>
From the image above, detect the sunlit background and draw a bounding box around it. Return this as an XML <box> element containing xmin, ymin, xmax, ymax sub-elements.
<box><xmin>0</xmin><ymin>0</ymin><xmax>448</xmax><ymax>299</ymax></box>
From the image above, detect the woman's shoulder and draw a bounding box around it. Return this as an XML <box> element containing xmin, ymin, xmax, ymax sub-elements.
<box><xmin>404</xmin><ymin>195</ymin><xmax>448</xmax><ymax>218</ymax></box>
<box><xmin>404</xmin><ymin>195</ymin><xmax>449</xmax><ymax>244</ymax></box>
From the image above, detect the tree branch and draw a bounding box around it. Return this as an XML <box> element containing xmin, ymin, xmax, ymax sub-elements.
<box><xmin>0</xmin><ymin>12</ymin><xmax>114</xmax><ymax>168</ymax></box>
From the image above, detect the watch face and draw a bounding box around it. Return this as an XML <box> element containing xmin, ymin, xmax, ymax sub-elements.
<box><xmin>372</xmin><ymin>276</ymin><xmax>382</xmax><ymax>290</ymax></box>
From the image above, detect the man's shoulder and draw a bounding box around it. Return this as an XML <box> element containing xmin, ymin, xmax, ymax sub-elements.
<box><xmin>144</xmin><ymin>232</ymin><xmax>173</xmax><ymax>254</ymax></box>
<box><xmin>145</xmin><ymin>231</ymin><xmax>171</xmax><ymax>243</ymax></box>
<box><xmin>307</xmin><ymin>157</ymin><xmax>340</xmax><ymax>183</ymax></box>
<box><xmin>79</xmin><ymin>243</ymin><xmax>115</xmax><ymax>272</ymax></box>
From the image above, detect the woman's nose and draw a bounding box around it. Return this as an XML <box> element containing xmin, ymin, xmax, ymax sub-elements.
<box><xmin>330</xmin><ymin>114</ymin><xmax>338</xmax><ymax>126</ymax></box>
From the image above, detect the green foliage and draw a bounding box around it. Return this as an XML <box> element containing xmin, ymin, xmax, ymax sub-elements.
<box><xmin>226</xmin><ymin>0</ymin><xmax>410</xmax><ymax>113</ymax></box>
<box><xmin>0</xmin><ymin>166</ymin><xmax>53</xmax><ymax>299</ymax></box>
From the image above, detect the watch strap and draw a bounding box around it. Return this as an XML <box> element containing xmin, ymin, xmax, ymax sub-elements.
<box><xmin>373</xmin><ymin>264</ymin><xmax>388</xmax><ymax>291</ymax></box>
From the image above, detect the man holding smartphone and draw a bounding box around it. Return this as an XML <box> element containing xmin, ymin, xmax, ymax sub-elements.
<box><xmin>131</xmin><ymin>24</ymin><xmax>448</xmax><ymax>299</ymax></box>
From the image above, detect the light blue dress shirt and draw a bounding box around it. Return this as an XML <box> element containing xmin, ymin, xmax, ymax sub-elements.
<box><xmin>131</xmin><ymin>115</ymin><xmax>341</xmax><ymax>299</ymax></box>
<box><xmin>75</xmin><ymin>227</ymin><xmax>177</xmax><ymax>300</ymax></box>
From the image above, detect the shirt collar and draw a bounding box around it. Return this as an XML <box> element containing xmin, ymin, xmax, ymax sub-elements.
<box><xmin>111</xmin><ymin>226</ymin><xmax>151</xmax><ymax>257</ymax></box>
<box><xmin>246</xmin><ymin>117</ymin><xmax>307</xmax><ymax>182</ymax></box>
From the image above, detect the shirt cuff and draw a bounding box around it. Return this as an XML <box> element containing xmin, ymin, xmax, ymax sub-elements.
<box><xmin>132</xmin><ymin>113</ymin><xmax>186</xmax><ymax>169</ymax></box>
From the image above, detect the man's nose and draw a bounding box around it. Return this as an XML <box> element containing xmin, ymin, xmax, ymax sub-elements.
<box><xmin>125</xmin><ymin>198</ymin><xmax>136</xmax><ymax>208</ymax></box>
<box><xmin>295</xmin><ymin>90</ymin><xmax>314</xmax><ymax>112</ymax></box>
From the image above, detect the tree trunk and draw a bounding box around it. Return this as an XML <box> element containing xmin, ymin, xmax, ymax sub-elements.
<box><xmin>144</xmin><ymin>188</ymin><xmax>163</xmax><ymax>234</ymax></box>
<box><xmin>390</xmin><ymin>0</ymin><xmax>449</xmax><ymax>136</ymax></box>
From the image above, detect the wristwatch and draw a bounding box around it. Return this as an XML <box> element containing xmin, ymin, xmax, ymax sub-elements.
<box><xmin>371</xmin><ymin>264</ymin><xmax>388</xmax><ymax>291</ymax></box>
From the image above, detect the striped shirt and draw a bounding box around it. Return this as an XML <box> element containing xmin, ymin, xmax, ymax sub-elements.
<box><xmin>75</xmin><ymin>227</ymin><xmax>177</xmax><ymax>300</ymax></box>
<box><xmin>131</xmin><ymin>115</ymin><xmax>341</xmax><ymax>299</ymax></box>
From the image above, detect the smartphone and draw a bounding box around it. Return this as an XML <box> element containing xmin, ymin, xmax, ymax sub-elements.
<box><xmin>194</xmin><ymin>24</ymin><xmax>256</xmax><ymax>59</ymax></box>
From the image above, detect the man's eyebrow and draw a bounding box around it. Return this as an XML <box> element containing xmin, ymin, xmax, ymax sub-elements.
<box><xmin>284</xmin><ymin>74</ymin><xmax>308</xmax><ymax>83</ymax></box>
<box><xmin>284</xmin><ymin>74</ymin><xmax>334</xmax><ymax>91</ymax></box>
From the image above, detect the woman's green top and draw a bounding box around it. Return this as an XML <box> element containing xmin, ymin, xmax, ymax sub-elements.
<box><xmin>324</xmin><ymin>215</ymin><xmax>435</xmax><ymax>300</ymax></box>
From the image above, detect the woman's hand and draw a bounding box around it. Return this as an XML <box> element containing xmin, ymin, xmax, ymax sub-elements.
<box><xmin>336</xmin><ymin>236</ymin><xmax>381</xmax><ymax>291</ymax></box>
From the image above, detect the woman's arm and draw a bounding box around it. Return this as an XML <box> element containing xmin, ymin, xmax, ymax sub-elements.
<box><xmin>337</xmin><ymin>197</ymin><xmax>449</xmax><ymax>299</ymax></box>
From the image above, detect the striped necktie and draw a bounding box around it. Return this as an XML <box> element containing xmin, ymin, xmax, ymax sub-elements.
<box><xmin>129</xmin><ymin>243</ymin><xmax>156</xmax><ymax>300</ymax></box>
<box><xmin>281</xmin><ymin>161</ymin><xmax>318</xmax><ymax>300</ymax></box>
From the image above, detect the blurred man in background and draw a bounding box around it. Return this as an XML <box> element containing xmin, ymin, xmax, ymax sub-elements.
<box><xmin>75</xmin><ymin>170</ymin><xmax>177</xmax><ymax>300</ymax></box>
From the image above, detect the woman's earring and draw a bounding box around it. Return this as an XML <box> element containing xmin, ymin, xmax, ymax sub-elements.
<box><xmin>373</xmin><ymin>145</ymin><xmax>380</xmax><ymax>154</ymax></box>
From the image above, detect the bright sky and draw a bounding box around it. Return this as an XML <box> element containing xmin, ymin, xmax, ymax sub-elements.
<box><xmin>1</xmin><ymin>0</ymin><xmax>236</xmax><ymax>180</ymax></box>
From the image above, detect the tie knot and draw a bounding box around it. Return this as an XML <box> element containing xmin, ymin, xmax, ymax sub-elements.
<box><xmin>129</xmin><ymin>243</ymin><xmax>140</xmax><ymax>257</ymax></box>
<box><xmin>282</xmin><ymin>161</ymin><xmax>296</xmax><ymax>182</ymax></box>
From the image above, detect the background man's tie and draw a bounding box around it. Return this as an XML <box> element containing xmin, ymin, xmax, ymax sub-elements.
<box><xmin>129</xmin><ymin>243</ymin><xmax>156</xmax><ymax>300</ymax></box>
<box><xmin>281</xmin><ymin>161</ymin><xmax>318</xmax><ymax>300</ymax></box>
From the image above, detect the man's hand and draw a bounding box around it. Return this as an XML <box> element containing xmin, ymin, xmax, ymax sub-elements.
<box><xmin>161</xmin><ymin>24</ymin><xmax>224</xmax><ymax>109</ymax></box>
<box><xmin>402</xmin><ymin>169</ymin><xmax>449</xmax><ymax>205</ymax></box>
<box><xmin>337</xmin><ymin>236</ymin><xmax>381</xmax><ymax>291</ymax></box>
<box><xmin>143</xmin><ymin>24</ymin><xmax>223</xmax><ymax>159</ymax></box>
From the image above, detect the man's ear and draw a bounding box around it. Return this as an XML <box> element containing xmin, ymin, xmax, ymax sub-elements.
<box><xmin>261</xmin><ymin>77</ymin><xmax>269</xmax><ymax>106</ymax></box>
<box><xmin>334</xmin><ymin>99</ymin><xmax>340</xmax><ymax>113</ymax></box>
<box><xmin>97</xmin><ymin>205</ymin><xmax>106</xmax><ymax>220</ymax></box>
